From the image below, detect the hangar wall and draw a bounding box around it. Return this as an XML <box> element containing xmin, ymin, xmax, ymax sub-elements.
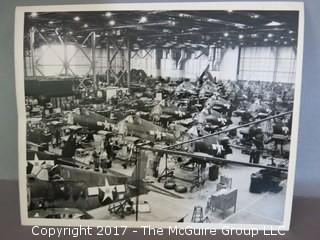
<box><xmin>25</xmin><ymin>45</ymin><xmax>296</xmax><ymax>83</ymax></box>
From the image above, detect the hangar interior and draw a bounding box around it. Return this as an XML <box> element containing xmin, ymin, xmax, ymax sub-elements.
<box><xmin>24</xmin><ymin>10</ymin><xmax>297</xmax><ymax>224</ymax></box>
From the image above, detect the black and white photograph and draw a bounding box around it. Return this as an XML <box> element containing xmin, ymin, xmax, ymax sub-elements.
<box><xmin>15</xmin><ymin>2</ymin><xmax>304</xmax><ymax>229</ymax></box>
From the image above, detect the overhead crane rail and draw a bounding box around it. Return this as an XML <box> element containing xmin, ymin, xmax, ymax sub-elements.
<box><xmin>137</xmin><ymin>146</ymin><xmax>288</xmax><ymax>172</ymax></box>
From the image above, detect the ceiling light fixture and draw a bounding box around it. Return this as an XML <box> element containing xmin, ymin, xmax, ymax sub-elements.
<box><xmin>268</xmin><ymin>33</ymin><xmax>274</xmax><ymax>38</ymax></box>
<box><xmin>48</xmin><ymin>21</ymin><xmax>54</xmax><ymax>24</ymax></box>
<box><xmin>224</xmin><ymin>32</ymin><xmax>229</xmax><ymax>37</ymax></box>
<box><xmin>251</xmin><ymin>33</ymin><xmax>258</xmax><ymax>38</ymax></box>
<box><xmin>265</xmin><ymin>21</ymin><xmax>283</xmax><ymax>26</ymax></box>
<box><xmin>73</xmin><ymin>16</ymin><xmax>80</xmax><ymax>21</ymax></box>
<box><xmin>30</xmin><ymin>12</ymin><xmax>38</xmax><ymax>17</ymax></box>
<box><xmin>208</xmin><ymin>18</ymin><xmax>219</xmax><ymax>23</ymax></box>
<box><xmin>83</xmin><ymin>24</ymin><xmax>88</xmax><ymax>28</ymax></box>
<box><xmin>289</xmin><ymin>30</ymin><xmax>294</xmax><ymax>34</ymax></box>
<box><xmin>235</xmin><ymin>23</ymin><xmax>246</xmax><ymax>29</ymax></box>
<box><xmin>105</xmin><ymin>12</ymin><xmax>112</xmax><ymax>17</ymax></box>
<box><xmin>178</xmin><ymin>13</ymin><xmax>190</xmax><ymax>18</ymax></box>
<box><xmin>238</xmin><ymin>34</ymin><xmax>244</xmax><ymax>39</ymax></box>
<box><xmin>251</xmin><ymin>14</ymin><xmax>260</xmax><ymax>19</ymax></box>
<box><xmin>109</xmin><ymin>20</ymin><xmax>116</xmax><ymax>26</ymax></box>
<box><xmin>139</xmin><ymin>16</ymin><xmax>148</xmax><ymax>23</ymax></box>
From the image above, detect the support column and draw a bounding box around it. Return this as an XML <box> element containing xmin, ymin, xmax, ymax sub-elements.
<box><xmin>29</xmin><ymin>27</ymin><xmax>36</xmax><ymax>77</ymax></box>
<box><xmin>91</xmin><ymin>32</ymin><xmax>97</xmax><ymax>90</ymax></box>
<box><xmin>63</xmin><ymin>43</ymin><xmax>68</xmax><ymax>75</ymax></box>
<box><xmin>236</xmin><ymin>46</ymin><xmax>242</xmax><ymax>81</ymax></box>
<box><xmin>106</xmin><ymin>39</ymin><xmax>110</xmax><ymax>85</ymax></box>
<box><xmin>273</xmin><ymin>47</ymin><xmax>280</xmax><ymax>83</ymax></box>
<box><xmin>155</xmin><ymin>48</ymin><xmax>162</xmax><ymax>78</ymax></box>
<box><xmin>177</xmin><ymin>48</ymin><xmax>188</xmax><ymax>79</ymax></box>
<box><xmin>126</xmin><ymin>39</ymin><xmax>131</xmax><ymax>89</ymax></box>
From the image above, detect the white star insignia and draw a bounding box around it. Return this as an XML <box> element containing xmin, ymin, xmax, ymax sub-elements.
<box><xmin>175</xmin><ymin>110</ymin><xmax>185</xmax><ymax>117</ymax></box>
<box><xmin>155</xmin><ymin>129</ymin><xmax>162</xmax><ymax>139</ymax></box>
<box><xmin>212</xmin><ymin>141</ymin><xmax>224</xmax><ymax>155</ymax></box>
<box><xmin>99</xmin><ymin>178</ymin><xmax>113</xmax><ymax>202</ymax></box>
<box><xmin>218</xmin><ymin>117</ymin><xmax>227</xmax><ymax>125</ymax></box>
<box><xmin>29</xmin><ymin>154</ymin><xmax>54</xmax><ymax>180</ymax></box>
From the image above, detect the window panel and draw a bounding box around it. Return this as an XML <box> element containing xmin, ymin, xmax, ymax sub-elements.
<box><xmin>239</xmin><ymin>46</ymin><xmax>296</xmax><ymax>83</ymax></box>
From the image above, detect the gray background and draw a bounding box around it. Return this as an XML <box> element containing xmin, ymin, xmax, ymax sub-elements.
<box><xmin>0</xmin><ymin>0</ymin><xmax>319</xmax><ymax>199</ymax></box>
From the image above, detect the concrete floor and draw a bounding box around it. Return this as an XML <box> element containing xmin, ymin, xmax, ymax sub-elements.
<box><xmin>88</xmin><ymin>146</ymin><xmax>287</xmax><ymax>225</ymax></box>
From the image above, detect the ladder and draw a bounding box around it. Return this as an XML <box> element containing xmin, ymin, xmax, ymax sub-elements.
<box><xmin>191</xmin><ymin>206</ymin><xmax>204</xmax><ymax>223</ymax></box>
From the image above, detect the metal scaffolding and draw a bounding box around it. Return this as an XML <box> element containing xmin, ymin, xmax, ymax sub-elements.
<box><xmin>26</xmin><ymin>28</ymin><xmax>100</xmax><ymax>91</ymax></box>
<box><xmin>105</xmin><ymin>38</ymin><xmax>131</xmax><ymax>89</ymax></box>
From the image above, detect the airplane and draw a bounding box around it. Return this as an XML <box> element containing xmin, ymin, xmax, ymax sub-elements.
<box><xmin>152</xmin><ymin>100</ymin><xmax>192</xmax><ymax>121</ymax></box>
<box><xmin>146</xmin><ymin>126</ymin><xmax>233</xmax><ymax>188</ymax></box>
<box><xmin>195</xmin><ymin>108</ymin><xmax>230</xmax><ymax>127</ymax></box>
<box><xmin>26</xmin><ymin>147</ymin><xmax>187</xmax><ymax>219</ymax></box>
<box><xmin>26</xmin><ymin>152</ymin><xmax>147</xmax><ymax>213</ymax></box>
<box><xmin>204</xmin><ymin>95</ymin><xmax>231</xmax><ymax>114</ymax></box>
<box><xmin>196</xmin><ymin>64</ymin><xmax>215</xmax><ymax>84</ymax></box>
<box><xmin>233</xmin><ymin>100</ymin><xmax>272</xmax><ymax>124</ymax></box>
<box><xmin>117</xmin><ymin>115</ymin><xmax>176</xmax><ymax>143</ymax></box>
<box><xmin>184</xmin><ymin>126</ymin><xmax>233</xmax><ymax>159</ymax></box>
<box><xmin>70</xmin><ymin>109</ymin><xmax>114</xmax><ymax>131</ymax></box>
<box><xmin>199</xmin><ymin>81</ymin><xmax>219</xmax><ymax>99</ymax></box>
<box><xmin>131</xmin><ymin>97</ymin><xmax>156</xmax><ymax>113</ymax></box>
<box><xmin>174</xmin><ymin>79</ymin><xmax>198</xmax><ymax>97</ymax></box>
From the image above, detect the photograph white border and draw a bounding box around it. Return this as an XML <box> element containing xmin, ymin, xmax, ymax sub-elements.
<box><xmin>15</xmin><ymin>1</ymin><xmax>305</xmax><ymax>230</ymax></box>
